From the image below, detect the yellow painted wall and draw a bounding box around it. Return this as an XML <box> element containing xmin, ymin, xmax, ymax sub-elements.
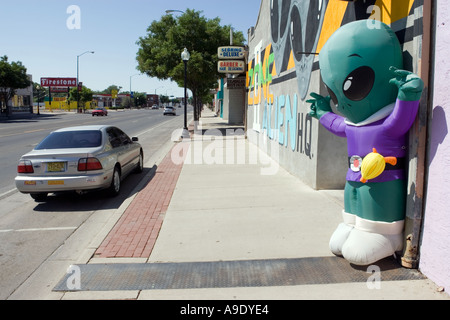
<box><xmin>317</xmin><ymin>0</ymin><xmax>415</xmax><ymax>54</ymax></box>
<box><xmin>45</xmin><ymin>101</ymin><xmax>90</xmax><ymax>111</ymax></box>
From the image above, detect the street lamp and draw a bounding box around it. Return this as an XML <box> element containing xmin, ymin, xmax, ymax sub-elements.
<box><xmin>154</xmin><ymin>86</ymin><xmax>164</xmax><ymax>107</ymax></box>
<box><xmin>154</xmin><ymin>86</ymin><xmax>164</xmax><ymax>95</ymax></box>
<box><xmin>35</xmin><ymin>85</ymin><xmax>45</xmax><ymax>115</ymax></box>
<box><xmin>165</xmin><ymin>9</ymin><xmax>185</xmax><ymax>14</ymax></box>
<box><xmin>130</xmin><ymin>73</ymin><xmax>141</xmax><ymax>99</ymax></box>
<box><xmin>181</xmin><ymin>48</ymin><xmax>190</xmax><ymax>139</ymax></box>
<box><xmin>76</xmin><ymin>51</ymin><xmax>94</xmax><ymax>113</ymax></box>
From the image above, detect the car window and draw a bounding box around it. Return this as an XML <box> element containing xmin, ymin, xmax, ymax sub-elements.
<box><xmin>35</xmin><ymin>130</ymin><xmax>102</xmax><ymax>149</ymax></box>
<box><xmin>107</xmin><ymin>128</ymin><xmax>122</xmax><ymax>148</ymax></box>
<box><xmin>115</xmin><ymin>128</ymin><xmax>132</xmax><ymax>145</ymax></box>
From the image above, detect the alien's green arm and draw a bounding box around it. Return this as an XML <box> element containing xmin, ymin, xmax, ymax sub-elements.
<box><xmin>307</xmin><ymin>92</ymin><xmax>332</xmax><ymax>120</ymax></box>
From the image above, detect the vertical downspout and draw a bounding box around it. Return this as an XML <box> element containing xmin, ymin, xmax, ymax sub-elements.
<box><xmin>401</xmin><ymin>0</ymin><xmax>435</xmax><ymax>269</ymax></box>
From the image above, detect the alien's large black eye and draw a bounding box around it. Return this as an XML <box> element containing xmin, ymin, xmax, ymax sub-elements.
<box><xmin>342</xmin><ymin>66</ymin><xmax>375</xmax><ymax>101</ymax></box>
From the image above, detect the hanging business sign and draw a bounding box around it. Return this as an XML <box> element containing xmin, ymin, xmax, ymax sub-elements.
<box><xmin>218</xmin><ymin>46</ymin><xmax>245</xmax><ymax>60</ymax></box>
<box><xmin>218</xmin><ymin>60</ymin><xmax>246</xmax><ymax>74</ymax></box>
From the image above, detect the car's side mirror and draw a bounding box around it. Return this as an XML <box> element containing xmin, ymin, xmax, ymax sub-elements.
<box><xmin>132</xmin><ymin>137</ymin><xmax>139</xmax><ymax>142</ymax></box>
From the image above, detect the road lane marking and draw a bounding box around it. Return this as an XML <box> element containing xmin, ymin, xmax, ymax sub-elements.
<box><xmin>136</xmin><ymin>113</ymin><xmax>193</xmax><ymax>137</ymax></box>
<box><xmin>0</xmin><ymin>128</ymin><xmax>47</xmax><ymax>138</ymax></box>
<box><xmin>0</xmin><ymin>227</ymin><xmax>77</xmax><ymax>233</ymax></box>
<box><xmin>23</xmin><ymin>129</ymin><xmax>46</xmax><ymax>134</ymax></box>
<box><xmin>0</xmin><ymin>188</ymin><xmax>19</xmax><ymax>200</ymax></box>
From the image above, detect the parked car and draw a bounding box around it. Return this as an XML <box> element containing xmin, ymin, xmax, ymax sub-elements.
<box><xmin>92</xmin><ymin>107</ymin><xmax>108</xmax><ymax>116</ymax></box>
<box><xmin>151</xmin><ymin>105</ymin><xmax>159</xmax><ymax>109</ymax></box>
<box><xmin>15</xmin><ymin>125</ymin><xmax>144</xmax><ymax>201</ymax></box>
<box><xmin>163</xmin><ymin>106</ymin><xmax>176</xmax><ymax>116</ymax></box>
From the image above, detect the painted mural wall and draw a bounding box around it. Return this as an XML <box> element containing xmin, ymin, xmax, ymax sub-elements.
<box><xmin>247</xmin><ymin>0</ymin><xmax>425</xmax><ymax>189</ymax></box>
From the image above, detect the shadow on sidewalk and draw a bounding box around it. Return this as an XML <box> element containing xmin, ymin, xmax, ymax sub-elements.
<box><xmin>200</xmin><ymin>127</ymin><xmax>245</xmax><ymax>137</ymax></box>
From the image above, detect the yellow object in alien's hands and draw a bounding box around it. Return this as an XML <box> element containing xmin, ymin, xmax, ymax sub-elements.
<box><xmin>360</xmin><ymin>148</ymin><xmax>397</xmax><ymax>183</ymax></box>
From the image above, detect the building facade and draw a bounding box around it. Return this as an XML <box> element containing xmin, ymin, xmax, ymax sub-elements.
<box><xmin>0</xmin><ymin>75</ymin><xmax>33</xmax><ymax>115</ymax></box>
<box><xmin>246</xmin><ymin>0</ymin><xmax>449</xmax><ymax>292</ymax></box>
<box><xmin>419</xmin><ymin>0</ymin><xmax>450</xmax><ymax>294</ymax></box>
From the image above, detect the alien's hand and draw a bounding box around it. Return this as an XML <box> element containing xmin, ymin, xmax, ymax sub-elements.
<box><xmin>307</xmin><ymin>93</ymin><xmax>332</xmax><ymax>120</ymax></box>
<box><xmin>389</xmin><ymin>66</ymin><xmax>424</xmax><ymax>102</ymax></box>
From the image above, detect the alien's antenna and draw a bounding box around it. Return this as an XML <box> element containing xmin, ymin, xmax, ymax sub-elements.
<box><xmin>296</xmin><ymin>51</ymin><xmax>319</xmax><ymax>55</ymax></box>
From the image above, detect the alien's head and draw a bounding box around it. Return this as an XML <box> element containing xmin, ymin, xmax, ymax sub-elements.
<box><xmin>319</xmin><ymin>20</ymin><xmax>403</xmax><ymax>124</ymax></box>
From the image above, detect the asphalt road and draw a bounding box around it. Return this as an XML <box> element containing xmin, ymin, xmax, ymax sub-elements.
<box><xmin>0</xmin><ymin>107</ymin><xmax>191</xmax><ymax>299</ymax></box>
<box><xmin>0</xmin><ymin>108</ymin><xmax>186</xmax><ymax>197</ymax></box>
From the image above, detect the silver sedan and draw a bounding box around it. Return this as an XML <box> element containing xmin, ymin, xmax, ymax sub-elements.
<box><xmin>15</xmin><ymin>125</ymin><xmax>144</xmax><ymax>201</ymax></box>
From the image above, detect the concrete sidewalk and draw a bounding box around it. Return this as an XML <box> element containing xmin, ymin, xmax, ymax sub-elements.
<box><xmin>11</xmin><ymin>109</ymin><xmax>448</xmax><ymax>300</ymax></box>
<box><xmin>142</xmin><ymin>110</ymin><xmax>447</xmax><ymax>300</ymax></box>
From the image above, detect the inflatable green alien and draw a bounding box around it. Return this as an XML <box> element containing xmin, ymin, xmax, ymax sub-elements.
<box><xmin>308</xmin><ymin>20</ymin><xmax>424</xmax><ymax>265</ymax></box>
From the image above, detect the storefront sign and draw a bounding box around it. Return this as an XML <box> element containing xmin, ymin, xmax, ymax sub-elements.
<box><xmin>41</xmin><ymin>77</ymin><xmax>77</xmax><ymax>87</ymax></box>
<box><xmin>218</xmin><ymin>46</ymin><xmax>245</xmax><ymax>60</ymax></box>
<box><xmin>218</xmin><ymin>60</ymin><xmax>246</xmax><ymax>74</ymax></box>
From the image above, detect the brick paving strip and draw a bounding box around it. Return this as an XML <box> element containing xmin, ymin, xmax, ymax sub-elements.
<box><xmin>95</xmin><ymin>142</ymin><xmax>189</xmax><ymax>258</ymax></box>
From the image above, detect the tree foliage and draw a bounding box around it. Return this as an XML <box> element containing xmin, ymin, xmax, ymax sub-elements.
<box><xmin>102</xmin><ymin>85</ymin><xmax>121</xmax><ymax>95</ymax></box>
<box><xmin>136</xmin><ymin>9</ymin><xmax>245</xmax><ymax>120</ymax></box>
<box><xmin>69</xmin><ymin>86</ymin><xmax>93</xmax><ymax>109</ymax></box>
<box><xmin>0</xmin><ymin>55</ymin><xmax>32</xmax><ymax>115</ymax></box>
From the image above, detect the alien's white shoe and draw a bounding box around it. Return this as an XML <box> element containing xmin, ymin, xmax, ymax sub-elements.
<box><xmin>329</xmin><ymin>211</ymin><xmax>355</xmax><ymax>256</ymax></box>
<box><xmin>341</xmin><ymin>217</ymin><xmax>404</xmax><ymax>266</ymax></box>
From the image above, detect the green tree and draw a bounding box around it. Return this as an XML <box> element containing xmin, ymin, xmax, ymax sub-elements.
<box><xmin>69</xmin><ymin>86</ymin><xmax>93</xmax><ymax>111</ymax></box>
<box><xmin>121</xmin><ymin>96</ymin><xmax>133</xmax><ymax>109</ymax></box>
<box><xmin>136</xmin><ymin>9</ymin><xmax>245</xmax><ymax>121</ymax></box>
<box><xmin>134</xmin><ymin>92</ymin><xmax>147</xmax><ymax>108</ymax></box>
<box><xmin>160</xmin><ymin>95</ymin><xmax>170</xmax><ymax>104</ymax></box>
<box><xmin>0</xmin><ymin>56</ymin><xmax>32</xmax><ymax>116</ymax></box>
<box><xmin>103</xmin><ymin>85</ymin><xmax>121</xmax><ymax>95</ymax></box>
<box><xmin>33</xmin><ymin>82</ymin><xmax>48</xmax><ymax>103</ymax></box>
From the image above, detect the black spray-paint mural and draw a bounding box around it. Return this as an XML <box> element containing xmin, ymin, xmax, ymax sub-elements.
<box><xmin>270</xmin><ymin>0</ymin><xmax>328</xmax><ymax>100</ymax></box>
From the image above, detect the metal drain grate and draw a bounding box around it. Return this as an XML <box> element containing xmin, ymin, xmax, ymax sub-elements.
<box><xmin>54</xmin><ymin>256</ymin><xmax>425</xmax><ymax>292</ymax></box>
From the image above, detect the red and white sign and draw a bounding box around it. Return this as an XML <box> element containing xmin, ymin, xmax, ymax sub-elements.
<box><xmin>218</xmin><ymin>60</ymin><xmax>246</xmax><ymax>74</ymax></box>
<box><xmin>41</xmin><ymin>78</ymin><xmax>77</xmax><ymax>87</ymax></box>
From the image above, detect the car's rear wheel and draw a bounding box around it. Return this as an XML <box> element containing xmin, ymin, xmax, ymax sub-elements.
<box><xmin>31</xmin><ymin>193</ymin><xmax>48</xmax><ymax>202</ymax></box>
<box><xmin>108</xmin><ymin>166</ymin><xmax>121</xmax><ymax>197</ymax></box>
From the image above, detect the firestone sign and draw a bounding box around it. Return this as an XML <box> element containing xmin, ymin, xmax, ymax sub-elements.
<box><xmin>41</xmin><ymin>77</ymin><xmax>77</xmax><ymax>87</ymax></box>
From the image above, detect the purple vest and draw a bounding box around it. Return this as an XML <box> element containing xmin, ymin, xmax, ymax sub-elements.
<box><xmin>320</xmin><ymin>99</ymin><xmax>419</xmax><ymax>183</ymax></box>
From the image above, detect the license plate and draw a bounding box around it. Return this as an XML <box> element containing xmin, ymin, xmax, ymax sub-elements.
<box><xmin>47</xmin><ymin>162</ymin><xmax>66</xmax><ymax>172</ymax></box>
<box><xmin>24</xmin><ymin>181</ymin><xmax>36</xmax><ymax>186</ymax></box>
<box><xmin>48</xmin><ymin>180</ymin><xmax>64</xmax><ymax>186</ymax></box>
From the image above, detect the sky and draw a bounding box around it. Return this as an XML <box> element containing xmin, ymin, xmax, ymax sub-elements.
<box><xmin>1</xmin><ymin>0</ymin><xmax>262</xmax><ymax>97</ymax></box>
